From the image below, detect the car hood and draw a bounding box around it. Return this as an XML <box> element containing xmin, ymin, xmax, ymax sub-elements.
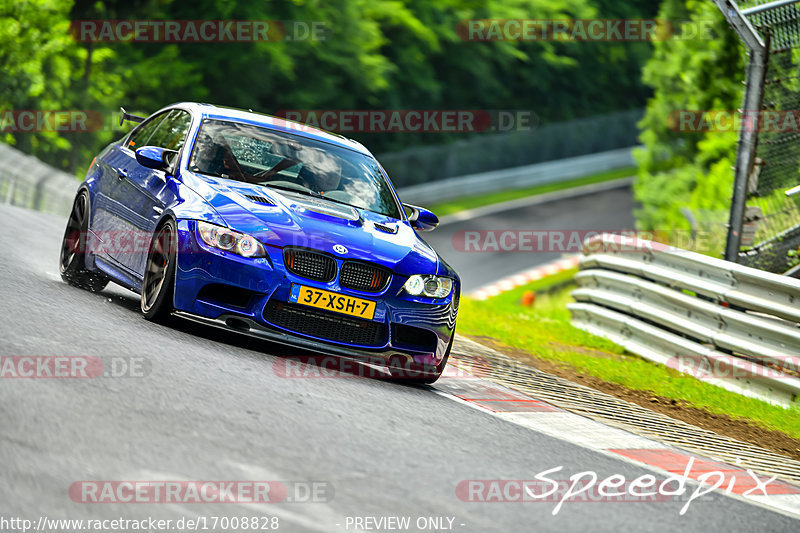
<box><xmin>183</xmin><ymin>174</ymin><xmax>439</xmax><ymax>275</ymax></box>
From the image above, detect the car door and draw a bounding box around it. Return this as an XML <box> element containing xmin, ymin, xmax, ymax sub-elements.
<box><xmin>101</xmin><ymin>111</ymin><xmax>170</xmax><ymax>273</ymax></box>
<box><xmin>106</xmin><ymin>109</ymin><xmax>192</xmax><ymax>275</ymax></box>
<box><xmin>91</xmin><ymin>112</ymin><xmax>169</xmax><ymax>270</ymax></box>
<box><xmin>125</xmin><ymin>109</ymin><xmax>193</xmax><ymax>276</ymax></box>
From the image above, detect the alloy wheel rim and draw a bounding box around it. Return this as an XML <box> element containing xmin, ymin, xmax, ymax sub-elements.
<box><xmin>143</xmin><ymin>227</ymin><xmax>172</xmax><ymax>311</ymax></box>
<box><xmin>60</xmin><ymin>193</ymin><xmax>86</xmax><ymax>271</ymax></box>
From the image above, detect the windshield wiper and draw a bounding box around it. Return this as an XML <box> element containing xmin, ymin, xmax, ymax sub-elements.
<box><xmin>192</xmin><ymin>168</ymin><xmax>249</xmax><ymax>184</ymax></box>
<box><xmin>318</xmin><ymin>195</ymin><xmax>361</xmax><ymax>210</ymax></box>
<box><xmin>263</xmin><ymin>184</ymin><xmax>361</xmax><ymax>210</ymax></box>
<box><xmin>263</xmin><ymin>183</ymin><xmax>322</xmax><ymax>198</ymax></box>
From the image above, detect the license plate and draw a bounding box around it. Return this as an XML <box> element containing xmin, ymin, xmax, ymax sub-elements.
<box><xmin>289</xmin><ymin>285</ymin><xmax>376</xmax><ymax>320</ymax></box>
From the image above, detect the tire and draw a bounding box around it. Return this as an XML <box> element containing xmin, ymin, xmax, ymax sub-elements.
<box><xmin>141</xmin><ymin>219</ymin><xmax>178</xmax><ymax>322</ymax></box>
<box><xmin>59</xmin><ymin>190</ymin><xmax>108</xmax><ymax>292</ymax></box>
<box><xmin>387</xmin><ymin>334</ymin><xmax>454</xmax><ymax>385</ymax></box>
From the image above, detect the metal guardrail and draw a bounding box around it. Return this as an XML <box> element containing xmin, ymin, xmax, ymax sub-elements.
<box><xmin>396</xmin><ymin>147</ymin><xmax>635</xmax><ymax>206</ymax></box>
<box><xmin>569</xmin><ymin>233</ymin><xmax>800</xmax><ymax>407</ymax></box>
<box><xmin>2</xmin><ymin>137</ymin><xmax>634</xmax><ymax>217</ymax></box>
<box><xmin>1</xmin><ymin>138</ymin><xmax>634</xmax><ymax>217</ymax></box>
<box><xmin>379</xmin><ymin>109</ymin><xmax>643</xmax><ymax>187</ymax></box>
<box><xmin>0</xmin><ymin>143</ymin><xmax>77</xmax><ymax>216</ymax></box>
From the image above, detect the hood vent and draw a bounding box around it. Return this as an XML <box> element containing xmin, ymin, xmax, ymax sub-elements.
<box><xmin>373</xmin><ymin>222</ymin><xmax>398</xmax><ymax>234</ymax></box>
<box><xmin>292</xmin><ymin>197</ymin><xmax>360</xmax><ymax>221</ymax></box>
<box><xmin>244</xmin><ymin>194</ymin><xmax>276</xmax><ymax>206</ymax></box>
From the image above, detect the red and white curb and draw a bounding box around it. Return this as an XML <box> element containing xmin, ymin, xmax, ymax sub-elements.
<box><xmin>434</xmin><ymin>354</ymin><xmax>800</xmax><ymax>519</ymax></box>
<box><xmin>470</xmin><ymin>255</ymin><xmax>580</xmax><ymax>301</ymax></box>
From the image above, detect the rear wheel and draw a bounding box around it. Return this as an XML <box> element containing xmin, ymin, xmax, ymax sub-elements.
<box><xmin>59</xmin><ymin>190</ymin><xmax>108</xmax><ymax>292</ymax></box>
<box><xmin>141</xmin><ymin>220</ymin><xmax>178</xmax><ymax>322</ymax></box>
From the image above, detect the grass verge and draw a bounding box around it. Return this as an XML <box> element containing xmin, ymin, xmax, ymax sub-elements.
<box><xmin>457</xmin><ymin>272</ymin><xmax>800</xmax><ymax>444</ymax></box>
<box><xmin>424</xmin><ymin>166</ymin><xmax>635</xmax><ymax>217</ymax></box>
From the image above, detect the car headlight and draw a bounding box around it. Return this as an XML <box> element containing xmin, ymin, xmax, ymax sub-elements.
<box><xmin>403</xmin><ymin>275</ymin><xmax>453</xmax><ymax>298</ymax></box>
<box><xmin>197</xmin><ymin>221</ymin><xmax>267</xmax><ymax>258</ymax></box>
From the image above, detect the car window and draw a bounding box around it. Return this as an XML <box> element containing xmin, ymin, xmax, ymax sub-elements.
<box><xmin>126</xmin><ymin>112</ymin><xmax>169</xmax><ymax>150</ymax></box>
<box><xmin>189</xmin><ymin>119</ymin><xmax>402</xmax><ymax>219</ymax></box>
<box><xmin>148</xmin><ymin>110</ymin><xmax>192</xmax><ymax>151</ymax></box>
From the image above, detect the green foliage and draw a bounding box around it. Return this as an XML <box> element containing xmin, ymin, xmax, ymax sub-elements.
<box><xmin>458</xmin><ymin>279</ymin><xmax>800</xmax><ymax>439</ymax></box>
<box><xmin>3</xmin><ymin>0</ymin><xmax>658</xmax><ymax>175</ymax></box>
<box><xmin>0</xmin><ymin>0</ymin><xmax>78</xmax><ymax>154</ymax></box>
<box><xmin>634</xmin><ymin>0</ymin><xmax>743</xmax><ymax>238</ymax></box>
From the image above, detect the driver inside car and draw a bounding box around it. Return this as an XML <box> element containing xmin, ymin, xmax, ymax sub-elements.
<box><xmin>191</xmin><ymin>132</ymin><xmax>249</xmax><ymax>182</ymax></box>
<box><xmin>297</xmin><ymin>158</ymin><xmax>342</xmax><ymax>195</ymax></box>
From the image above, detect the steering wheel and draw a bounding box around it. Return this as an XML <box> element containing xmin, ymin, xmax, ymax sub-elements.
<box><xmin>215</xmin><ymin>136</ymin><xmax>249</xmax><ymax>182</ymax></box>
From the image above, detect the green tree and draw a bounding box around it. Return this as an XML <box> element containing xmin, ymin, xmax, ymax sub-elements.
<box><xmin>634</xmin><ymin>0</ymin><xmax>743</xmax><ymax>234</ymax></box>
<box><xmin>4</xmin><ymin>0</ymin><xmax>661</xmax><ymax>173</ymax></box>
<box><xmin>1</xmin><ymin>0</ymin><xmax>78</xmax><ymax>157</ymax></box>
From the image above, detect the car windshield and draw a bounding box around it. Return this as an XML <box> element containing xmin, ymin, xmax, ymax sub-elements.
<box><xmin>188</xmin><ymin>119</ymin><xmax>402</xmax><ymax>219</ymax></box>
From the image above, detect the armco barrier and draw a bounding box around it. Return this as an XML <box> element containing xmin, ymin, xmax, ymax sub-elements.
<box><xmin>2</xmin><ymin>141</ymin><xmax>634</xmax><ymax>217</ymax></box>
<box><xmin>395</xmin><ymin>147</ymin><xmax>635</xmax><ymax>205</ymax></box>
<box><xmin>569</xmin><ymin>233</ymin><xmax>800</xmax><ymax>407</ymax></box>
<box><xmin>0</xmin><ymin>143</ymin><xmax>77</xmax><ymax>216</ymax></box>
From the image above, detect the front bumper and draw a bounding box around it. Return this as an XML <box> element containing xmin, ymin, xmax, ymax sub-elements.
<box><xmin>172</xmin><ymin>220</ymin><xmax>459</xmax><ymax>367</ymax></box>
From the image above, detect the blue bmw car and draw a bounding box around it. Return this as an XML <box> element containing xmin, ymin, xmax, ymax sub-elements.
<box><xmin>59</xmin><ymin>103</ymin><xmax>459</xmax><ymax>383</ymax></box>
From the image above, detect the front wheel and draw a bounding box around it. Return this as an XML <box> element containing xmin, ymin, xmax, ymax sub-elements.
<box><xmin>387</xmin><ymin>334</ymin><xmax>454</xmax><ymax>385</ymax></box>
<box><xmin>141</xmin><ymin>220</ymin><xmax>178</xmax><ymax>322</ymax></box>
<box><xmin>59</xmin><ymin>190</ymin><xmax>108</xmax><ymax>292</ymax></box>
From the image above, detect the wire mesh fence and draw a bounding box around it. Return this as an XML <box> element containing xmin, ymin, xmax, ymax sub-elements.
<box><xmin>730</xmin><ymin>0</ymin><xmax>800</xmax><ymax>272</ymax></box>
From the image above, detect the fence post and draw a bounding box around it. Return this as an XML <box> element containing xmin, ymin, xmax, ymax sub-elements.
<box><xmin>726</xmin><ymin>37</ymin><xmax>769</xmax><ymax>261</ymax></box>
<box><xmin>713</xmin><ymin>0</ymin><xmax>771</xmax><ymax>262</ymax></box>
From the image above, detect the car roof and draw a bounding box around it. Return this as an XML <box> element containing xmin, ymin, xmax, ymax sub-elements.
<box><xmin>169</xmin><ymin>102</ymin><xmax>372</xmax><ymax>156</ymax></box>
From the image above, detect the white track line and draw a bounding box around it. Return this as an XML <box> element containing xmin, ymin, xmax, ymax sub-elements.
<box><xmin>434</xmin><ymin>359</ymin><xmax>800</xmax><ymax>520</ymax></box>
<box><xmin>471</xmin><ymin>255</ymin><xmax>580</xmax><ymax>300</ymax></box>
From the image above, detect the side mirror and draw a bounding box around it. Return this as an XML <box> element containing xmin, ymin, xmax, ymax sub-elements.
<box><xmin>135</xmin><ymin>146</ymin><xmax>178</xmax><ymax>171</ymax></box>
<box><xmin>404</xmin><ymin>203</ymin><xmax>439</xmax><ymax>232</ymax></box>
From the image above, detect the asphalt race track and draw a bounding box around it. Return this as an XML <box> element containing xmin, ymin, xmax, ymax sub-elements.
<box><xmin>424</xmin><ymin>182</ymin><xmax>637</xmax><ymax>293</ymax></box>
<box><xmin>1</xmin><ymin>202</ymin><xmax>797</xmax><ymax>532</ymax></box>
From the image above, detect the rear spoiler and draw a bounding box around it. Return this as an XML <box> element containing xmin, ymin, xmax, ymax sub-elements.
<box><xmin>119</xmin><ymin>107</ymin><xmax>146</xmax><ymax>126</ymax></box>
